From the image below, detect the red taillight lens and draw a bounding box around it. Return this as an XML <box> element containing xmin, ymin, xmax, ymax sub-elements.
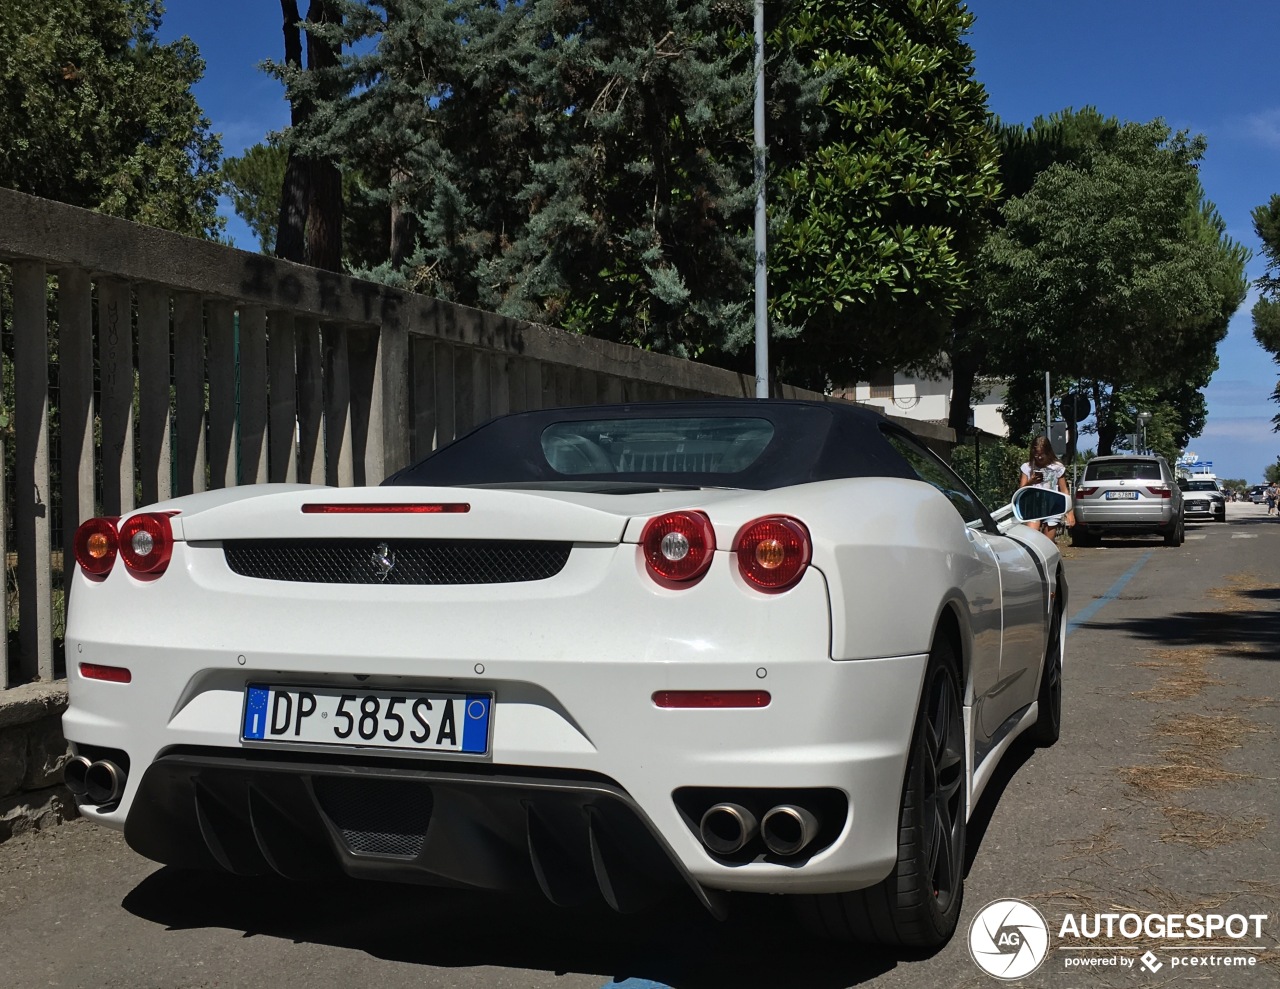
<box><xmin>1075</xmin><ymin>487</ymin><xmax>1097</xmax><ymax>497</ymax></box>
<box><xmin>640</xmin><ymin>511</ymin><xmax>716</xmax><ymax>585</ymax></box>
<box><xmin>118</xmin><ymin>512</ymin><xmax>175</xmax><ymax>575</ymax></box>
<box><xmin>652</xmin><ymin>690</ymin><xmax>771</xmax><ymax>709</ymax></box>
<box><xmin>735</xmin><ymin>516</ymin><xmax>811</xmax><ymax>592</ymax></box>
<box><xmin>1146</xmin><ymin>486</ymin><xmax>1171</xmax><ymax>499</ymax></box>
<box><xmin>73</xmin><ymin>517</ymin><xmax>120</xmax><ymax>577</ymax></box>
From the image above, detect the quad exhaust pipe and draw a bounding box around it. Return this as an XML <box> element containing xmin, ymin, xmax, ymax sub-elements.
<box><xmin>760</xmin><ymin>804</ymin><xmax>820</xmax><ymax>857</ymax></box>
<box><xmin>64</xmin><ymin>756</ymin><xmax>126</xmax><ymax>807</ymax></box>
<box><xmin>698</xmin><ymin>803</ymin><xmax>758</xmax><ymax>855</ymax></box>
<box><xmin>698</xmin><ymin>801</ymin><xmax>822</xmax><ymax>858</ymax></box>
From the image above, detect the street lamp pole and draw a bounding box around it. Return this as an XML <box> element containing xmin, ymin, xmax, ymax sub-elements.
<box><xmin>753</xmin><ymin>0</ymin><xmax>768</xmax><ymax>399</ymax></box>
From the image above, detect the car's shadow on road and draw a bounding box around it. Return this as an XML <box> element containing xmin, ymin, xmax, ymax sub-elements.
<box><xmin>122</xmin><ymin>864</ymin><xmax>924</xmax><ymax>987</ymax></box>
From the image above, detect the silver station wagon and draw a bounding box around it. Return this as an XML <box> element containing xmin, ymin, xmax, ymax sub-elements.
<box><xmin>1070</xmin><ymin>454</ymin><xmax>1184</xmax><ymax>547</ymax></box>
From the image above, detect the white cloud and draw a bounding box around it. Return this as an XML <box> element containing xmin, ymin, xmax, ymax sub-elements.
<box><xmin>1197</xmin><ymin>416</ymin><xmax>1278</xmax><ymax>441</ymax></box>
<box><xmin>1245</xmin><ymin>108</ymin><xmax>1280</xmax><ymax>149</ymax></box>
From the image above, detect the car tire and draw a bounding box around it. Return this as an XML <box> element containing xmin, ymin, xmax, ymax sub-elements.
<box><xmin>1069</xmin><ymin>528</ymin><xmax>1096</xmax><ymax>548</ymax></box>
<box><xmin>797</xmin><ymin>635</ymin><xmax>966</xmax><ymax>949</ymax></box>
<box><xmin>1026</xmin><ymin>592</ymin><xmax>1063</xmax><ymax>747</ymax></box>
<box><xmin>1163</xmin><ymin>518</ymin><xmax>1183</xmax><ymax>547</ymax></box>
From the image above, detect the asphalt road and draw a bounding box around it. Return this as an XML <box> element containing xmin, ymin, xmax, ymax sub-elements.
<box><xmin>3</xmin><ymin>502</ymin><xmax>1278</xmax><ymax>989</ymax></box>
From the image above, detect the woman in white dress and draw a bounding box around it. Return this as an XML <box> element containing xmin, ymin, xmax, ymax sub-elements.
<box><xmin>1018</xmin><ymin>435</ymin><xmax>1075</xmax><ymax>538</ymax></box>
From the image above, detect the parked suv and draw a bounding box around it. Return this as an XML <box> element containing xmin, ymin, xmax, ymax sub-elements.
<box><xmin>1179</xmin><ymin>477</ymin><xmax>1226</xmax><ymax>522</ymax></box>
<box><xmin>1070</xmin><ymin>455</ymin><xmax>1184</xmax><ymax>547</ymax></box>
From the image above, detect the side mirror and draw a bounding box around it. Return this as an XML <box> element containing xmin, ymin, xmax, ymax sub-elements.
<box><xmin>1011</xmin><ymin>486</ymin><xmax>1071</xmax><ymax>523</ymax></box>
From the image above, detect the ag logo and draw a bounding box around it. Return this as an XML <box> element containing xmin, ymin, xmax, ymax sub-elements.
<box><xmin>968</xmin><ymin>898</ymin><xmax>1050</xmax><ymax>980</ymax></box>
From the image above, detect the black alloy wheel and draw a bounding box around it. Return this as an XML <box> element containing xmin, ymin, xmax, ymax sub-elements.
<box><xmin>797</xmin><ymin>636</ymin><xmax>966</xmax><ymax>949</ymax></box>
<box><xmin>1027</xmin><ymin>595</ymin><xmax>1063</xmax><ymax>747</ymax></box>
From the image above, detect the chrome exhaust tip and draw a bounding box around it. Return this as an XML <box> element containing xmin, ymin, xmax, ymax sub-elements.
<box><xmin>699</xmin><ymin>802</ymin><xmax>759</xmax><ymax>855</ymax></box>
<box><xmin>84</xmin><ymin>760</ymin><xmax>126</xmax><ymax>807</ymax></box>
<box><xmin>64</xmin><ymin>755</ymin><xmax>93</xmax><ymax>797</ymax></box>
<box><xmin>761</xmin><ymin>804</ymin><xmax>819</xmax><ymax>856</ymax></box>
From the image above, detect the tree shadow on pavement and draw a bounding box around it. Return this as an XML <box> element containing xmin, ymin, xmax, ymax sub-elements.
<box><xmin>122</xmin><ymin>865</ymin><xmax>912</xmax><ymax>988</ymax></box>
<box><xmin>1071</xmin><ymin>588</ymin><xmax>1280</xmax><ymax>658</ymax></box>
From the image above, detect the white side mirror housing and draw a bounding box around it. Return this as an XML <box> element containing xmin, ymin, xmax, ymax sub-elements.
<box><xmin>1011</xmin><ymin>486</ymin><xmax>1071</xmax><ymax>523</ymax></box>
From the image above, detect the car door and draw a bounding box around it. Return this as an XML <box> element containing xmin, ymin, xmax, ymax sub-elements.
<box><xmin>878</xmin><ymin>428</ymin><xmax>1036</xmax><ymax>741</ymax></box>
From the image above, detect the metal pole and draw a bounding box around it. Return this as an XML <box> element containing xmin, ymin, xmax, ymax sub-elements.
<box><xmin>753</xmin><ymin>0</ymin><xmax>768</xmax><ymax>399</ymax></box>
<box><xmin>1044</xmin><ymin>371</ymin><xmax>1051</xmax><ymax>438</ymax></box>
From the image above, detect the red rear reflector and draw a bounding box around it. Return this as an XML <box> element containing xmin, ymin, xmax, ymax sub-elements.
<box><xmin>1075</xmin><ymin>487</ymin><xmax>1097</xmax><ymax>497</ymax></box>
<box><xmin>302</xmin><ymin>503</ymin><xmax>471</xmax><ymax>514</ymax></box>
<box><xmin>79</xmin><ymin>663</ymin><xmax>132</xmax><ymax>683</ymax></box>
<box><xmin>652</xmin><ymin>690</ymin><xmax>771</xmax><ymax>709</ymax></box>
<box><xmin>1145</xmin><ymin>487</ymin><xmax>1171</xmax><ymax>499</ymax></box>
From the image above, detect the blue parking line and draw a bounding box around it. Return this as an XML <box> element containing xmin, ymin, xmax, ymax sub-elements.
<box><xmin>601</xmin><ymin>981</ymin><xmax>672</xmax><ymax>989</ymax></box>
<box><xmin>1066</xmin><ymin>550</ymin><xmax>1154</xmax><ymax>636</ymax></box>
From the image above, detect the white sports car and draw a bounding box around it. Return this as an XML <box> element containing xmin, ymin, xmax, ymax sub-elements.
<box><xmin>64</xmin><ymin>400</ymin><xmax>1067</xmax><ymax>949</ymax></box>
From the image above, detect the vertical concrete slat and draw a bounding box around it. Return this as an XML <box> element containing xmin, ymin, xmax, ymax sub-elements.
<box><xmin>0</xmin><ymin>276</ymin><xmax>7</xmax><ymax>686</ymax></box>
<box><xmin>506</xmin><ymin>356</ymin><xmax>527</xmax><ymax>414</ymax></box>
<box><xmin>490</xmin><ymin>354</ymin><xmax>511</xmax><ymax>418</ymax></box>
<box><xmin>137</xmin><ymin>284</ymin><xmax>172</xmax><ymax>505</ymax></box>
<box><xmin>97</xmin><ymin>278</ymin><xmax>134</xmax><ymax>516</ymax></box>
<box><xmin>238</xmin><ymin>306</ymin><xmax>269</xmax><ymax>485</ymax></box>
<box><xmin>346</xmin><ymin>327</ymin><xmax>385</xmax><ymax>486</ymax></box>
<box><xmin>294</xmin><ymin>317</ymin><xmax>325</xmax><ymax>485</ymax></box>
<box><xmin>525</xmin><ymin>359</ymin><xmax>543</xmax><ymax>412</ymax></box>
<box><xmin>268</xmin><ymin>313</ymin><xmax>298</xmax><ymax>483</ymax></box>
<box><xmin>555</xmin><ymin>364</ymin><xmax>573</xmax><ymax>406</ymax></box>
<box><xmin>58</xmin><ymin>269</ymin><xmax>95</xmax><ymax>608</ymax></box>
<box><xmin>205</xmin><ymin>301</ymin><xmax>237</xmax><ymax>489</ymax></box>
<box><xmin>470</xmin><ymin>349</ymin><xmax>491</xmax><ymax>430</ymax></box>
<box><xmin>13</xmin><ymin>261</ymin><xmax>54</xmax><ymax>682</ymax></box>
<box><xmin>173</xmin><ymin>292</ymin><xmax>207</xmax><ymax>496</ymax></box>
<box><xmin>433</xmin><ymin>342</ymin><xmax>456</xmax><ymax>447</ymax></box>
<box><xmin>541</xmin><ymin>361</ymin><xmax>558</xmax><ymax>409</ymax></box>
<box><xmin>323</xmin><ymin>324</ymin><xmax>354</xmax><ymax>487</ymax></box>
<box><xmin>375</xmin><ymin>319</ymin><xmax>408</xmax><ymax>484</ymax></box>
<box><xmin>602</xmin><ymin>375</ymin><xmax>624</xmax><ymax>405</ymax></box>
<box><xmin>411</xmin><ymin>336</ymin><xmax>438</xmax><ymax>459</ymax></box>
<box><xmin>453</xmin><ymin>346</ymin><xmax>476</xmax><ymax>437</ymax></box>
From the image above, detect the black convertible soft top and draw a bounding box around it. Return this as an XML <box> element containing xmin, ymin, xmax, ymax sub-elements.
<box><xmin>384</xmin><ymin>399</ymin><xmax>921</xmax><ymax>491</ymax></box>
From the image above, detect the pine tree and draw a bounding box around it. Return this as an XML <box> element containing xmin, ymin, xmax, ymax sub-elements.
<box><xmin>0</xmin><ymin>0</ymin><xmax>223</xmax><ymax>237</ymax></box>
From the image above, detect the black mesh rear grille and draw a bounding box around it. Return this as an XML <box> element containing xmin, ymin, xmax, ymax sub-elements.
<box><xmin>223</xmin><ymin>539</ymin><xmax>571</xmax><ymax>584</ymax></box>
<box><xmin>313</xmin><ymin>777</ymin><xmax>433</xmax><ymax>857</ymax></box>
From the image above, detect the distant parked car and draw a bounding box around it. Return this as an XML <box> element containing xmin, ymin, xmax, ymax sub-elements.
<box><xmin>1070</xmin><ymin>454</ymin><xmax>1184</xmax><ymax>547</ymax></box>
<box><xmin>1178</xmin><ymin>478</ymin><xmax>1226</xmax><ymax>523</ymax></box>
<box><xmin>1250</xmin><ymin>485</ymin><xmax>1268</xmax><ymax>504</ymax></box>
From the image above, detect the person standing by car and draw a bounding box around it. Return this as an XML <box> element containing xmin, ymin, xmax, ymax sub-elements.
<box><xmin>1019</xmin><ymin>436</ymin><xmax>1076</xmax><ymax>538</ymax></box>
<box><xmin>1267</xmin><ymin>480</ymin><xmax>1279</xmax><ymax>516</ymax></box>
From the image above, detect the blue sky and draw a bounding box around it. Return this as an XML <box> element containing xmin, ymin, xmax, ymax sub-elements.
<box><xmin>158</xmin><ymin>1</ymin><xmax>1280</xmax><ymax>482</ymax></box>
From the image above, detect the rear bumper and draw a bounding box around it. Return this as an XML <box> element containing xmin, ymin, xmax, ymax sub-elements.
<box><xmin>64</xmin><ymin>540</ymin><xmax>930</xmax><ymax>900</ymax></box>
<box><xmin>1073</xmin><ymin>507</ymin><xmax>1176</xmax><ymax>533</ymax></box>
<box><xmin>122</xmin><ymin>750</ymin><xmax>724</xmax><ymax>915</ymax></box>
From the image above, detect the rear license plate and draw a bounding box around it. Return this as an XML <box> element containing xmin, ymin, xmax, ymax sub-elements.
<box><xmin>1105</xmin><ymin>490</ymin><xmax>1139</xmax><ymax>500</ymax></box>
<box><xmin>242</xmin><ymin>684</ymin><xmax>491</xmax><ymax>754</ymax></box>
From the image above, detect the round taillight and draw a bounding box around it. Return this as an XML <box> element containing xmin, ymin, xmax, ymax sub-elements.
<box><xmin>735</xmin><ymin>516</ymin><xmax>811</xmax><ymax>592</ymax></box>
<box><xmin>73</xmin><ymin>517</ymin><xmax>120</xmax><ymax>578</ymax></box>
<box><xmin>640</xmin><ymin>511</ymin><xmax>716</xmax><ymax>585</ymax></box>
<box><xmin>118</xmin><ymin>513</ymin><xmax>174</xmax><ymax>575</ymax></box>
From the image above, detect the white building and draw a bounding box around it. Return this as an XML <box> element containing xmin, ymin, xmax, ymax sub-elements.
<box><xmin>840</xmin><ymin>370</ymin><xmax>1010</xmax><ymax>438</ymax></box>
